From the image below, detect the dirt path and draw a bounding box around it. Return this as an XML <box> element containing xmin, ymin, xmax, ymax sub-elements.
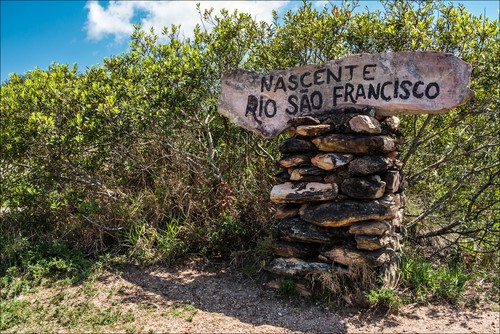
<box><xmin>103</xmin><ymin>262</ymin><xmax>498</xmax><ymax>333</ymax></box>
<box><xmin>12</xmin><ymin>261</ymin><xmax>499</xmax><ymax>333</ymax></box>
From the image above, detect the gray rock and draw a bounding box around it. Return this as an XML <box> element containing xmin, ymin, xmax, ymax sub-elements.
<box><xmin>381</xmin><ymin>171</ymin><xmax>400</xmax><ymax>193</ymax></box>
<box><xmin>348</xmin><ymin>155</ymin><xmax>391</xmax><ymax>175</ymax></box>
<box><xmin>311</xmin><ymin>153</ymin><xmax>353</xmax><ymax>171</ymax></box>
<box><xmin>349</xmin><ymin>115</ymin><xmax>382</xmax><ymax>134</ymax></box>
<box><xmin>384</xmin><ymin>116</ymin><xmax>401</xmax><ymax>132</ymax></box>
<box><xmin>270</xmin><ymin>182</ymin><xmax>338</xmax><ymax>203</ymax></box>
<box><xmin>341</xmin><ymin>175</ymin><xmax>386</xmax><ymax>199</ymax></box>
<box><xmin>273</xmin><ymin>217</ymin><xmax>332</xmax><ymax>244</ymax></box>
<box><xmin>272</xmin><ymin>241</ymin><xmax>318</xmax><ymax>258</ymax></box>
<box><xmin>355</xmin><ymin>234</ymin><xmax>392</xmax><ymax>250</ymax></box>
<box><xmin>321</xmin><ymin>247</ymin><xmax>392</xmax><ymax>268</ymax></box>
<box><xmin>287</xmin><ymin>116</ymin><xmax>321</xmax><ymax>127</ymax></box>
<box><xmin>274</xmin><ymin>204</ymin><xmax>300</xmax><ymax>219</ymax></box>
<box><xmin>279</xmin><ymin>138</ymin><xmax>316</xmax><ymax>154</ymax></box>
<box><xmin>289</xmin><ymin>166</ymin><xmax>327</xmax><ymax>181</ymax></box>
<box><xmin>266</xmin><ymin>257</ymin><xmax>331</xmax><ymax>276</ymax></box>
<box><xmin>348</xmin><ymin>220</ymin><xmax>393</xmax><ymax>236</ymax></box>
<box><xmin>300</xmin><ymin>200</ymin><xmax>394</xmax><ymax>227</ymax></box>
<box><xmin>380</xmin><ymin>260</ymin><xmax>401</xmax><ymax>288</ymax></box>
<box><xmin>274</xmin><ymin>170</ymin><xmax>290</xmax><ymax>183</ymax></box>
<box><xmin>312</xmin><ymin>134</ymin><xmax>396</xmax><ymax>153</ymax></box>
<box><xmin>296</xmin><ymin>124</ymin><xmax>335</xmax><ymax>137</ymax></box>
<box><xmin>278</xmin><ymin>154</ymin><xmax>311</xmax><ymax>168</ymax></box>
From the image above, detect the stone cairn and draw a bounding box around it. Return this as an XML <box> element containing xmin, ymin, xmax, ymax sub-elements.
<box><xmin>266</xmin><ymin>106</ymin><xmax>405</xmax><ymax>292</ymax></box>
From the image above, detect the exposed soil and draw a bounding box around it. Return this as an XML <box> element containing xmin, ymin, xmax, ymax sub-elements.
<box><xmin>13</xmin><ymin>260</ymin><xmax>499</xmax><ymax>333</ymax></box>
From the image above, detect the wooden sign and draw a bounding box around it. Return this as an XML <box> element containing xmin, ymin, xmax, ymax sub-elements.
<box><xmin>218</xmin><ymin>51</ymin><xmax>473</xmax><ymax>138</ymax></box>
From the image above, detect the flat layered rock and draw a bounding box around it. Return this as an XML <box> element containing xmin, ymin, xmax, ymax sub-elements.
<box><xmin>349</xmin><ymin>115</ymin><xmax>382</xmax><ymax>134</ymax></box>
<box><xmin>300</xmin><ymin>200</ymin><xmax>393</xmax><ymax>227</ymax></box>
<box><xmin>266</xmin><ymin>257</ymin><xmax>331</xmax><ymax>276</ymax></box>
<box><xmin>295</xmin><ymin>124</ymin><xmax>335</xmax><ymax>137</ymax></box>
<box><xmin>273</xmin><ymin>217</ymin><xmax>332</xmax><ymax>244</ymax></box>
<box><xmin>341</xmin><ymin>175</ymin><xmax>386</xmax><ymax>199</ymax></box>
<box><xmin>355</xmin><ymin>234</ymin><xmax>392</xmax><ymax>251</ymax></box>
<box><xmin>274</xmin><ymin>170</ymin><xmax>290</xmax><ymax>183</ymax></box>
<box><xmin>321</xmin><ymin>247</ymin><xmax>392</xmax><ymax>267</ymax></box>
<box><xmin>270</xmin><ymin>182</ymin><xmax>338</xmax><ymax>203</ymax></box>
<box><xmin>289</xmin><ymin>166</ymin><xmax>327</xmax><ymax>182</ymax></box>
<box><xmin>274</xmin><ymin>204</ymin><xmax>300</xmax><ymax>219</ymax></box>
<box><xmin>311</xmin><ymin>153</ymin><xmax>353</xmax><ymax>171</ymax></box>
<box><xmin>349</xmin><ymin>220</ymin><xmax>393</xmax><ymax>236</ymax></box>
<box><xmin>381</xmin><ymin>171</ymin><xmax>401</xmax><ymax>192</ymax></box>
<box><xmin>272</xmin><ymin>241</ymin><xmax>318</xmax><ymax>258</ymax></box>
<box><xmin>278</xmin><ymin>154</ymin><xmax>311</xmax><ymax>168</ymax></box>
<box><xmin>384</xmin><ymin>116</ymin><xmax>401</xmax><ymax>132</ymax></box>
<box><xmin>279</xmin><ymin>138</ymin><xmax>316</xmax><ymax>154</ymax></box>
<box><xmin>348</xmin><ymin>155</ymin><xmax>391</xmax><ymax>175</ymax></box>
<box><xmin>312</xmin><ymin>134</ymin><xmax>396</xmax><ymax>153</ymax></box>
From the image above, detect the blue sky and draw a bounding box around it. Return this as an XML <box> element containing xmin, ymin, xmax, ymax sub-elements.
<box><xmin>1</xmin><ymin>1</ymin><xmax>498</xmax><ymax>83</ymax></box>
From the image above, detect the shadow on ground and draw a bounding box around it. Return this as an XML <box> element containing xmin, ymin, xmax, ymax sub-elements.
<box><xmin>114</xmin><ymin>262</ymin><xmax>397</xmax><ymax>333</ymax></box>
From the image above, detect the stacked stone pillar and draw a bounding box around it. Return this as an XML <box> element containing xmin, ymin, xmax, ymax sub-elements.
<box><xmin>266</xmin><ymin>107</ymin><xmax>405</xmax><ymax>289</ymax></box>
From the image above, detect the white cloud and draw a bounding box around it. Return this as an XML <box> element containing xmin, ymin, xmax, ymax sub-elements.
<box><xmin>84</xmin><ymin>1</ymin><xmax>289</xmax><ymax>43</ymax></box>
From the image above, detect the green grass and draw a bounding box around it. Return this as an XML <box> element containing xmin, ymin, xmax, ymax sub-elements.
<box><xmin>0</xmin><ymin>299</ymin><xmax>30</xmax><ymax>331</ymax></box>
<box><xmin>278</xmin><ymin>278</ymin><xmax>298</xmax><ymax>297</ymax></box>
<box><xmin>365</xmin><ymin>287</ymin><xmax>404</xmax><ymax>311</ymax></box>
<box><xmin>161</xmin><ymin>303</ymin><xmax>199</xmax><ymax>322</ymax></box>
<box><xmin>400</xmin><ymin>252</ymin><xmax>468</xmax><ymax>303</ymax></box>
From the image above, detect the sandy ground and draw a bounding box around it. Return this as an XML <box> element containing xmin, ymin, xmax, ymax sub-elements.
<box><xmin>10</xmin><ymin>261</ymin><xmax>499</xmax><ymax>333</ymax></box>
<box><xmin>90</xmin><ymin>261</ymin><xmax>499</xmax><ymax>333</ymax></box>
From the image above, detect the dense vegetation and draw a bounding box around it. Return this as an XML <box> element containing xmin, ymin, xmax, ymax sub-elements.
<box><xmin>1</xmin><ymin>0</ymin><xmax>498</xmax><ymax>306</ymax></box>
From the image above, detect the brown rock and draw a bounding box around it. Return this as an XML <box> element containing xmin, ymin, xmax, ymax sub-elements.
<box><xmin>380</xmin><ymin>260</ymin><xmax>401</xmax><ymax>288</ymax></box>
<box><xmin>324</xmin><ymin>174</ymin><xmax>344</xmax><ymax>183</ymax></box>
<box><xmin>384</xmin><ymin>116</ymin><xmax>401</xmax><ymax>132</ymax></box>
<box><xmin>381</xmin><ymin>171</ymin><xmax>400</xmax><ymax>193</ymax></box>
<box><xmin>341</xmin><ymin>175</ymin><xmax>386</xmax><ymax>199</ymax></box>
<box><xmin>274</xmin><ymin>204</ymin><xmax>300</xmax><ymax>219</ymax></box>
<box><xmin>278</xmin><ymin>154</ymin><xmax>310</xmax><ymax>168</ymax></box>
<box><xmin>289</xmin><ymin>166</ymin><xmax>327</xmax><ymax>182</ymax></box>
<box><xmin>272</xmin><ymin>241</ymin><xmax>318</xmax><ymax>258</ymax></box>
<box><xmin>348</xmin><ymin>155</ymin><xmax>390</xmax><ymax>175</ymax></box>
<box><xmin>349</xmin><ymin>220</ymin><xmax>393</xmax><ymax>236</ymax></box>
<box><xmin>355</xmin><ymin>234</ymin><xmax>392</xmax><ymax>250</ymax></box>
<box><xmin>279</xmin><ymin>138</ymin><xmax>316</xmax><ymax>154</ymax></box>
<box><xmin>266</xmin><ymin>257</ymin><xmax>330</xmax><ymax>276</ymax></box>
<box><xmin>321</xmin><ymin>247</ymin><xmax>392</xmax><ymax>268</ymax></box>
<box><xmin>286</xmin><ymin>128</ymin><xmax>296</xmax><ymax>137</ymax></box>
<box><xmin>378</xmin><ymin>195</ymin><xmax>400</xmax><ymax>218</ymax></box>
<box><xmin>296</xmin><ymin>124</ymin><xmax>335</xmax><ymax>137</ymax></box>
<box><xmin>288</xmin><ymin>115</ymin><xmax>321</xmax><ymax>127</ymax></box>
<box><xmin>386</xmin><ymin>151</ymin><xmax>400</xmax><ymax>159</ymax></box>
<box><xmin>270</xmin><ymin>182</ymin><xmax>338</xmax><ymax>203</ymax></box>
<box><xmin>299</xmin><ymin>200</ymin><xmax>394</xmax><ymax>227</ymax></box>
<box><xmin>312</xmin><ymin>134</ymin><xmax>396</xmax><ymax>153</ymax></box>
<box><xmin>311</xmin><ymin>153</ymin><xmax>353</xmax><ymax>171</ymax></box>
<box><xmin>349</xmin><ymin>115</ymin><xmax>382</xmax><ymax>134</ymax></box>
<box><xmin>274</xmin><ymin>170</ymin><xmax>290</xmax><ymax>183</ymax></box>
<box><xmin>273</xmin><ymin>217</ymin><xmax>332</xmax><ymax>244</ymax></box>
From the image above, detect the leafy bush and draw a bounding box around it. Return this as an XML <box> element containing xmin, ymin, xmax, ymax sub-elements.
<box><xmin>0</xmin><ymin>241</ymin><xmax>94</xmax><ymax>299</ymax></box>
<box><xmin>1</xmin><ymin>0</ymin><xmax>498</xmax><ymax>283</ymax></box>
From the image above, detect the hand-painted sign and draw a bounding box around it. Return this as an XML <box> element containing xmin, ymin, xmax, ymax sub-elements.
<box><xmin>218</xmin><ymin>51</ymin><xmax>473</xmax><ymax>138</ymax></box>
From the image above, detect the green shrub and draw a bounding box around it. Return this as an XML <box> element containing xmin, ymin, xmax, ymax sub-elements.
<box><xmin>0</xmin><ymin>1</ymin><xmax>497</xmax><ymax>278</ymax></box>
<box><xmin>0</xmin><ymin>241</ymin><xmax>94</xmax><ymax>299</ymax></box>
<box><xmin>365</xmin><ymin>287</ymin><xmax>403</xmax><ymax>311</ymax></box>
<box><xmin>401</xmin><ymin>252</ymin><xmax>468</xmax><ymax>303</ymax></box>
